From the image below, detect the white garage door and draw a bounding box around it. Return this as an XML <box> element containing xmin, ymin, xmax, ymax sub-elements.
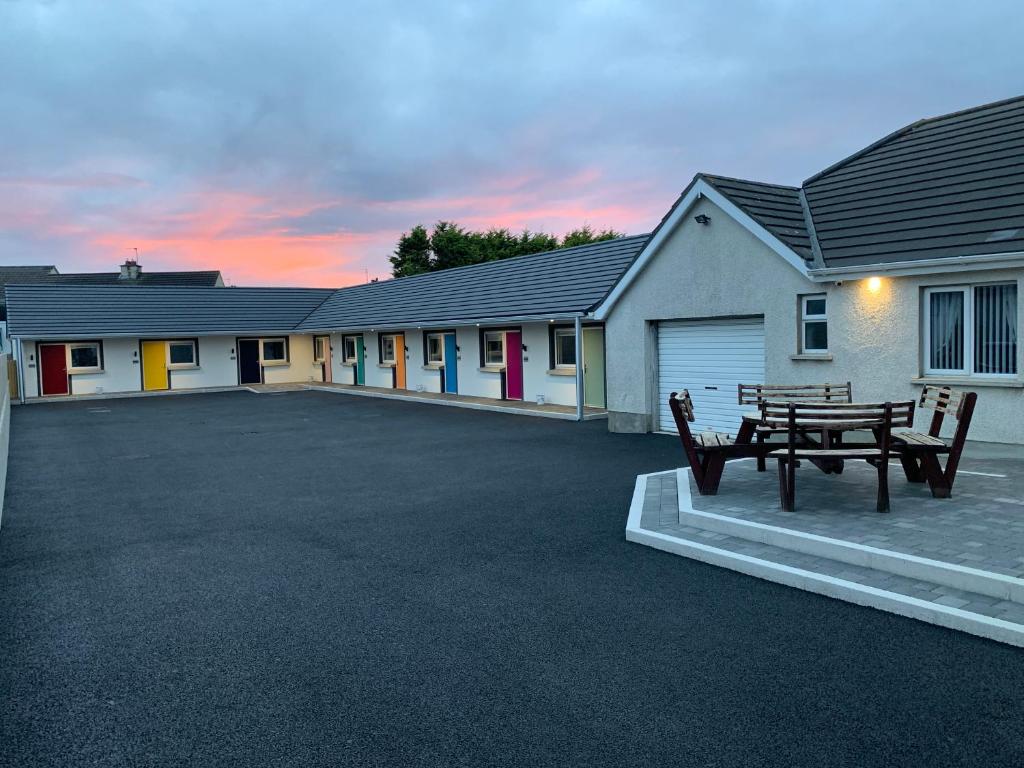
<box><xmin>657</xmin><ymin>318</ymin><xmax>765</xmax><ymax>434</ymax></box>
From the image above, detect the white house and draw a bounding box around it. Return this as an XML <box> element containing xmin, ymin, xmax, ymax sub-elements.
<box><xmin>596</xmin><ymin>96</ymin><xmax>1023</xmax><ymax>445</ymax></box>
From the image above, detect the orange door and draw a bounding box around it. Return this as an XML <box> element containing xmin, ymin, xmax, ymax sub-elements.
<box><xmin>394</xmin><ymin>333</ymin><xmax>406</xmax><ymax>388</ymax></box>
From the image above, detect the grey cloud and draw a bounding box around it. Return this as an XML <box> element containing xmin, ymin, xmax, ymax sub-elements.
<box><xmin>1</xmin><ymin>0</ymin><xmax>1022</xmax><ymax>276</ymax></box>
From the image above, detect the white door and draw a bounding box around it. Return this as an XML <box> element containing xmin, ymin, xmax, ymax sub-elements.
<box><xmin>657</xmin><ymin>318</ymin><xmax>765</xmax><ymax>433</ymax></box>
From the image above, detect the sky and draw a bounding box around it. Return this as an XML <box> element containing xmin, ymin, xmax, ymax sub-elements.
<box><xmin>1</xmin><ymin>1</ymin><xmax>1022</xmax><ymax>287</ymax></box>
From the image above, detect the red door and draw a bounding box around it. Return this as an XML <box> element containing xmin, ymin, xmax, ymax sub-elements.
<box><xmin>39</xmin><ymin>344</ymin><xmax>69</xmax><ymax>396</ymax></box>
<box><xmin>505</xmin><ymin>331</ymin><xmax>523</xmax><ymax>400</ymax></box>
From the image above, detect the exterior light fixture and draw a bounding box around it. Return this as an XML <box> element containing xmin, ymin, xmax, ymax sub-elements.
<box><xmin>694</xmin><ymin>214</ymin><xmax>711</xmax><ymax>225</ymax></box>
<box><xmin>867</xmin><ymin>276</ymin><xmax>882</xmax><ymax>293</ymax></box>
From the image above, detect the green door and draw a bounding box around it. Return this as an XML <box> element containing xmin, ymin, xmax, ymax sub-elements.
<box><xmin>582</xmin><ymin>327</ymin><xmax>605</xmax><ymax>408</ymax></box>
<box><xmin>355</xmin><ymin>336</ymin><xmax>366</xmax><ymax>385</ymax></box>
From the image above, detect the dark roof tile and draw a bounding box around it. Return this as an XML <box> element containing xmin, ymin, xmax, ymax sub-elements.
<box><xmin>297</xmin><ymin>235</ymin><xmax>649</xmax><ymax>330</ymax></box>
<box><xmin>4</xmin><ymin>285</ymin><xmax>333</xmax><ymax>338</ymax></box>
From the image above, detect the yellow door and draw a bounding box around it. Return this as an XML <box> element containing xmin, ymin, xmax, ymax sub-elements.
<box><xmin>394</xmin><ymin>333</ymin><xmax>406</xmax><ymax>388</ymax></box>
<box><xmin>142</xmin><ymin>341</ymin><xmax>169</xmax><ymax>391</ymax></box>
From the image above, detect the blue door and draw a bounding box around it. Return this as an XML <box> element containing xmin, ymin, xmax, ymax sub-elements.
<box><xmin>443</xmin><ymin>333</ymin><xmax>458</xmax><ymax>393</ymax></box>
<box><xmin>238</xmin><ymin>339</ymin><xmax>261</xmax><ymax>384</ymax></box>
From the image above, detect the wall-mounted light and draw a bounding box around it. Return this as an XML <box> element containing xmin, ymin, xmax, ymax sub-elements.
<box><xmin>694</xmin><ymin>214</ymin><xmax>711</xmax><ymax>225</ymax></box>
<box><xmin>866</xmin><ymin>276</ymin><xmax>882</xmax><ymax>293</ymax></box>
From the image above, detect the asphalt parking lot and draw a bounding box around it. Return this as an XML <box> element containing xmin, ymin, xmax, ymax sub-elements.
<box><xmin>1</xmin><ymin>391</ymin><xmax>1022</xmax><ymax>767</ymax></box>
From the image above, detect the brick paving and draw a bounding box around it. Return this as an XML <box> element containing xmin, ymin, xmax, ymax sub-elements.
<box><xmin>685</xmin><ymin>458</ymin><xmax>1024</xmax><ymax>577</ymax></box>
<box><xmin>639</xmin><ymin>461</ymin><xmax>1024</xmax><ymax>626</ymax></box>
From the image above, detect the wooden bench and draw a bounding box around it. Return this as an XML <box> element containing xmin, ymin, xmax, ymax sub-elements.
<box><xmin>738</xmin><ymin>383</ymin><xmax>853</xmax><ymax>471</ymax></box>
<box><xmin>768</xmin><ymin>400</ymin><xmax>915</xmax><ymax>513</ymax></box>
<box><xmin>893</xmin><ymin>386</ymin><xmax>977</xmax><ymax>498</ymax></box>
<box><xmin>668</xmin><ymin>390</ymin><xmax>759</xmax><ymax>495</ymax></box>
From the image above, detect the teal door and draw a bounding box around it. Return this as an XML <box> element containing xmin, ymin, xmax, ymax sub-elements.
<box><xmin>355</xmin><ymin>336</ymin><xmax>366</xmax><ymax>385</ymax></box>
<box><xmin>443</xmin><ymin>333</ymin><xmax>458</xmax><ymax>393</ymax></box>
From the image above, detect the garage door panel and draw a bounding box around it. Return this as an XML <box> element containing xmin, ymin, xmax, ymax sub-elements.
<box><xmin>657</xmin><ymin>318</ymin><xmax>766</xmax><ymax>433</ymax></box>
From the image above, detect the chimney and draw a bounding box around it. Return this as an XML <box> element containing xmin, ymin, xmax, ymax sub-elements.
<box><xmin>119</xmin><ymin>259</ymin><xmax>142</xmax><ymax>280</ymax></box>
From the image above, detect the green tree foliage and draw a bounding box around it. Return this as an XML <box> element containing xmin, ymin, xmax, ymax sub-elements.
<box><xmin>387</xmin><ymin>224</ymin><xmax>432</xmax><ymax>278</ymax></box>
<box><xmin>561</xmin><ymin>225</ymin><xmax>621</xmax><ymax>249</ymax></box>
<box><xmin>388</xmin><ymin>221</ymin><xmax>623</xmax><ymax>278</ymax></box>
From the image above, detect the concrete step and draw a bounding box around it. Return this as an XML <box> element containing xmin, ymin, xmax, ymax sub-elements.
<box><xmin>676</xmin><ymin>504</ymin><xmax>1024</xmax><ymax>606</ymax></box>
<box><xmin>627</xmin><ymin>521</ymin><xmax>1024</xmax><ymax>648</ymax></box>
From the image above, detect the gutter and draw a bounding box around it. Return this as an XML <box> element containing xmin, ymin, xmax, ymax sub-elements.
<box><xmin>296</xmin><ymin>312</ymin><xmax>587</xmax><ymax>335</ymax></box>
<box><xmin>808</xmin><ymin>250</ymin><xmax>1024</xmax><ymax>280</ymax></box>
<box><xmin>9</xmin><ymin>313</ymin><xmax>594</xmax><ymax>341</ymax></box>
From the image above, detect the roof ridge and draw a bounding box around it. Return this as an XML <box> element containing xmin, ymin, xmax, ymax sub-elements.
<box><xmin>4</xmin><ymin>283</ymin><xmax>334</xmax><ymax>292</ymax></box>
<box><xmin>700</xmin><ymin>172</ymin><xmax>800</xmax><ymax>191</ymax></box>
<box><xmin>804</xmin><ymin>94</ymin><xmax>1024</xmax><ymax>186</ymax></box>
<box><xmin>330</xmin><ymin>233</ymin><xmax>651</xmax><ymax>293</ymax></box>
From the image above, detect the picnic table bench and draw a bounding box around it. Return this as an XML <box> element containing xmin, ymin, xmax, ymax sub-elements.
<box><xmin>769</xmin><ymin>400</ymin><xmax>916</xmax><ymax>512</ymax></box>
<box><xmin>893</xmin><ymin>385</ymin><xmax>977</xmax><ymax>498</ymax></box>
<box><xmin>668</xmin><ymin>390</ymin><xmax>761</xmax><ymax>495</ymax></box>
<box><xmin>738</xmin><ymin>382</ymin><xmax>853</xmax><ymax>470</ymax></box>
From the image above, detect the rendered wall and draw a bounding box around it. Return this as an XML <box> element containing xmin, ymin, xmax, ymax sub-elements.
<box><xmin>20</xmin><ymin>333</ymin><xmax>323</xmax><ymax>397</ymax></box>
<box><xmin>604</xmin><ymin>196</ymin><xmax>1024</xmax><ymax>443</ymax></box>
<box><xmin>324</xmin><ymin>323</ymin><xmax>581</xmax><ymax>406</ymax></box>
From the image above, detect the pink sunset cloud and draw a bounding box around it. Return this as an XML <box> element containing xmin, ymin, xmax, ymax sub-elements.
<box><xmin>0</xmin><ymin>165</ymin><xmax>663</xmax><ymax>287</ymax></box>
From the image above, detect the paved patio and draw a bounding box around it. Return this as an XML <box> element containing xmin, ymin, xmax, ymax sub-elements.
<box><xmin>630</xmin><ymin>455</ymin><xmax>1024</xmax><ymax>642</ymax></box>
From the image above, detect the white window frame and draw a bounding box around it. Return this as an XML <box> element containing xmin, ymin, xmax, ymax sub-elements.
<box><xmin>553</xmin><ymin>328</ymin><xmax>576</xmax><ymax>369</ymax></box>
<box><xmin>313</xmin><ymin>336</ymin><xmax>327</xmax><ymax>363</ymax></box>
<box><xmin>260</xmin><ymin>337</ymin><xmax>289</xmax><ymax>366</ymax></box>
<box><xmin>800</xmin><ymin>294</ymin><xmax>828</xmax><ymax>354</ymax></box>
<box><xmin>380</xmin><ymin>334</ymin><xmax>397</xmax><ymax>364</ymax></box>
<box><xmin>483</xmin><ymin>331</ymin><xmax>505</xmax><ymax>367</ymax></box>
<box><xmin>425</xmin><ymin>333</ymin><xmax>444</xmax><ymax>365</ymax></box>
<box><xmin>342</xmin><ymin>336</ymin><xmax>358</xmax><ymax>363</ymax></box>
<box><xmin>67</xmin><ymin>342</ymin><xmax>102</xmax><ymax>373</ymax></box>
<box><xmin>923</xmin><ymin>283</ymin><xmax>1018</xmax><ymax>378</ymax></box>
<box><xmin>166</xmin><ymin>340</ymin><xmax>198</xmax><ymax>369</ymax></box>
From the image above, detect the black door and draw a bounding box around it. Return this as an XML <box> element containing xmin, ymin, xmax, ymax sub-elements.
<box><xmin>238</xmin><ymin>339</ymin><xmax>262</xmax><ymax>384</ymax></box>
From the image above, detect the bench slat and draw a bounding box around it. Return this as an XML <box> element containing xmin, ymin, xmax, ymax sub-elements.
<box><xmin>893</xmin><ymin>431</ymin><xmax>947</xmax><ymax>448</ymax></box>
<box><xmin>739</xmin><ymin>382</ymin><xmax>852</xmax><ymax>406</ymax></box>
<box><xmin>769</xmin><ymin>448</ymin><xmax>883</xmax><ymax>458</ymax></box>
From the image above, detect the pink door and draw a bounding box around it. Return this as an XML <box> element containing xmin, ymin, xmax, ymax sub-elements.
<box><xmin>505</xmin><ymin>331</ymin><xmax>523</xmax><ymax>400</ymax></box>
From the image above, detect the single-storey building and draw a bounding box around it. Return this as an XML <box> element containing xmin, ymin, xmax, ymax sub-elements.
<box><xmin>4</xmin><ymin>235</ymin><xmax>648</xmax><ymax>416</ymax></box>
<box><xmin>0</xmin><ymin>260</ymin><xmax>223</xmax><ymax>355</ymax></box>
<box><xmin>293</xmin><ymin>234</ymin><xmax>647</xmax><ymax>409</ymax></box>
<box><xmin>596</xmin><ymin>95</ymin><xmax>1023</xmax><ymax>445</ymax></box>
<box><xmin>4</xmin><ymin>286</ymin><xmax>335</xmax><ymax>398</ymax></box>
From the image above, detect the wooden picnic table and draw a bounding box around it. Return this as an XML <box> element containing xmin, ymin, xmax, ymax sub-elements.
<box><xmin>736</xmin><ymin>410</ymin><xmax>875</xmax><ymax>474</ymax></box>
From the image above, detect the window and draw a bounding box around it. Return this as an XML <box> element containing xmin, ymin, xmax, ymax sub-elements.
<box><xmin>380</xmin><ymin>334</ymin><xmax>396</xmax><ymax>364</ymax></box>
<box><xmin>426</xmin><ymin>333</ymin><xmax>444</xmax><ymax>364</ymax></box>
<box><xmin>800</xmin><ymin>294</ymin><xmax>828</xmax><ymax>353</ymax></box>
<box><xmin>925</xmin><ymin>284</ymin><xmax>1017</xmax><ymax>376</ymax></box>
<box><xmin>483</xmin><ymin>331</ymin><xmax>505</xmax><ymax>366</ymax></box>
<box><xmin>313</xmin><ymin>336</ymin><xmax>327</xmax><ymax>363</ymax></box>
<box><xmin>167</xmin><ymin>340</ymin><xmax>197</xmax><ymax>367</ymax></box>
<box><xmin>261</xmin><ymin>338</ymin><xmax>288</xmax><ymax>364</ymax></box>
<box><xmin>342</xmin><ymin>336</ymin><xmax>358</xmax><ymax>362</ymax></box>
<box><xmin>68</xmin><ymin>342</ymin><xmax>102</xmax><ymax>372</ymax></box>
<box><xmin>553</xmin><ymin>328</ymin><xmax>576</xmax><ymax>368</ymax></box>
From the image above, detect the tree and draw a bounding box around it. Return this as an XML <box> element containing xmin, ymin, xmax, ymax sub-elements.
<box><xmin>561</xmin><ymin>225</ymin><xmax>623</xmax><ymax>249</ymax></box>
<box><xmin>388</xmin><ymin>225</ymin><xmax>432</xmax><ymax>278</ymax></box>
<box><xmin>430</xmin><ymin>221</ymin><xmax>478</xmax><ymax>271</ymax></box>
<box><xmin>387</xmin><ymin>221</ymin><xmax>626</xmax><ymax>278</ymax></box>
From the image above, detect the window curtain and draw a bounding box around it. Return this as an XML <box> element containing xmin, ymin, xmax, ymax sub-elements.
<box><xmin>974</xmin><ymin>284</ymin><xmax>1018</xmax><ymax>374</ymax></box>
<box><xmin>929</xmin><ymin>291</ymin><xmax>964</xmax><ymax>371</ymax></box>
